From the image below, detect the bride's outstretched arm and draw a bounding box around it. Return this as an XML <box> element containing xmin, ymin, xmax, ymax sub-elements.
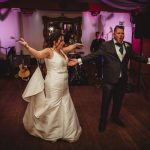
<box><xmin>62</xmin><ymin>43</ymin><xmax>84</xmax><ymax>53</ymax></box>
<box><xmin>18</xmin><ymin>38</ymin><xmax>51</xmax><ymax>59</ymax></box>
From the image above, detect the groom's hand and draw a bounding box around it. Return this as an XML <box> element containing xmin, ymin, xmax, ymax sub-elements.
<box><xmin>68</xmin><ymin>59</ymin><xmax>78</xmax><ymax>66</ymax></box>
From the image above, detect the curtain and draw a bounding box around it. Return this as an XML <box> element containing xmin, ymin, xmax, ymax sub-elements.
<box><xmin>101</xmin><ymin>0</ymin><xmax>146</xmax><ymax>11</ymax></box>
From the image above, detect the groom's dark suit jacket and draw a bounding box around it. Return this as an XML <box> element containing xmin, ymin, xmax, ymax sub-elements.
<box><xmin>82</xmin><ymin>40</ymin><xmax>148</xmax><ymax>84</ymax></box>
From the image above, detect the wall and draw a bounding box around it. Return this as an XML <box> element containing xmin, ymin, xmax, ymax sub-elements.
<box><xmin>0</xmin><ymin>8</ymin><xmax>21</xmax><ymax>58</ymax></box>
<box><xmin>21</xmin><ymin>10</ymin><xmax>82</xmax><ymax>55</ymax></box>
<box><xmin>22</xmin><ymin>10</ymin><xmax>132</xmax><ymax>55</ymax></box>
<box><xmin>0</xmin><ymin>8</ymin><xmax>132</xmax><ymax>57</ymax></box>
<box><xmin>82</xmin><ymin>11</ymin><xmax>132</xmax><ymax>55</ymax></box>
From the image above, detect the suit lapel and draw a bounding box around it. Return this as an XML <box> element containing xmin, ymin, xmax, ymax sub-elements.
<box><xmin>123</xmin><ymin>42</ymin><xmax>130</xmax><ymax>59</ymax></box>
<box><xmin>123</xmin><ymin>42</ymin><xmax>129</xmax><ymax>54</ymax></box>
<box><xmin>110</xmin><ymin>40</ymin><xmax>117</xmax><ymax>55</ymax></box>
<box><xmin>110</xmin><ymin>40</ymin><xmax>121</xmax><ymax>60</ymax></box>
<box><xmin>115</xmin><ymin>41</ymin><xmax>129</xmax><ymax>62</ymax></box>
<box><xmin>108</xmin><ymin>40</ymin><xmax>129</xmax><ymax>62</ymax></box>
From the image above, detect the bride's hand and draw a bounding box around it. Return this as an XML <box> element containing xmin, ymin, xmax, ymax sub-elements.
<box><xmin>76</xmin><ymin>43</ymin><xmax>84</xmax><ymax>49</ymax></box>
<box><xmin>18</xmin><ymin>38</ymin><xmax>29</xmax><ymax>48</ymax></box>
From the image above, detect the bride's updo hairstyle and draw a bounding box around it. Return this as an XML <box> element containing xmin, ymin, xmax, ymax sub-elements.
<box><xmin>46</xmin><ymin>28</ymin><xmax>62</xmax><ymax>47</ymax></box>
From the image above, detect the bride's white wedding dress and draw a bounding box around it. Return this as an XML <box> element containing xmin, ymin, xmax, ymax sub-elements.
<box><xmin>22</xmin><ymin>49</ymin><xmax>82</xmax><ymax>142</ymax></box>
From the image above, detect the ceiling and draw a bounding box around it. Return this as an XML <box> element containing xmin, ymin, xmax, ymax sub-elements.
<box><xmin>0</xmin><ymin>0</ymin><xmax>130</xmax><ymax>12</ymax></box>
<box><xmin>0</xmin><ymin>0</ymin><xmax>150</xmax><ymax>12</ymax></box>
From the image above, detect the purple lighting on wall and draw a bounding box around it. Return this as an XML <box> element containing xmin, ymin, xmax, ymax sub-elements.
<box><xmin>0</xmin><ymin>8</ymin><xmax>20</xmax><ymax>57</ymax></box>
<box><xmin>0</xmin><ymin>0</ymin><xmax>8</xmax><ymax>2</ymax></box>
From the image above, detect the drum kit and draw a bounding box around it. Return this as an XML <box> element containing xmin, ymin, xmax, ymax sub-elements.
<box><xmin>68</xmin><ymin>51</ymin><xmax>102</xmax><ymax>86</ymax></box>
<box><xmin>67</xmin><ymin>51</ymin><xmax>86</xmax><ymax>85</ymax></box>
<box><xmin>68</xmin><ymin>51</ymin><xmax>84</xmax><ymax>59</ymax></box>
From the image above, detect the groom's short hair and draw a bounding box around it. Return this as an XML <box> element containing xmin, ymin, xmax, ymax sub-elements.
<box><xmin>114</xmin><ymin>25</ymin><xmax>124</xmax><ymax>32</ymax></box>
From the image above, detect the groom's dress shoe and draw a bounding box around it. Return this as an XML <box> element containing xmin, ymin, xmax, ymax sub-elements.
<box><xmin>98</xmin><ymin>121</ymin><xmax>106</xmax><ymax>132</ymax></box>
<box><xmin>111</xmin><ymin>118</ymin><xmax>125</xmax><ymax>127</ymax></box>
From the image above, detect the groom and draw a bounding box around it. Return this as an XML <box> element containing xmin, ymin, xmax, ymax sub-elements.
<box><xmin>70</xmin><ymin>25</ymin><xmax>150</xmax><ymax>132</ymax></box>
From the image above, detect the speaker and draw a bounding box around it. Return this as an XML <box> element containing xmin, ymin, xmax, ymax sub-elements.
<box><xmin>0</xmin><ymin>59</ymin><xmax>9</xmax><ymax>77</ymax></box>
<box><xmin>134</xmin><ymin>12</ymin><xmax>150</xmax><ymax>38</ymax></box>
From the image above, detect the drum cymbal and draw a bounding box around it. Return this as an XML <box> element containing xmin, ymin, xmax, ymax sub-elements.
<box><xmin>69</xmin><ymin>52</ymin><xmax>76</xmax><ymax>55</ymax></box>
<box><xmin>76</xmin><ymin>51</ymin><xmax>84</xmax><ymax>54</ymax></box>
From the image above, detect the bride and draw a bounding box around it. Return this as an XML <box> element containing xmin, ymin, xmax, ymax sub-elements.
<box><xmin>18</xmin><ymin>29</ymin><xmax>83</xmax><ymax>142</ymax></box>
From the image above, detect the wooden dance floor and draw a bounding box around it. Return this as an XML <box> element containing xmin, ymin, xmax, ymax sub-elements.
<box><xmin>0</xmin><ymin>77</ymin><xmax>150</xmax><ymax>150</ymax></box>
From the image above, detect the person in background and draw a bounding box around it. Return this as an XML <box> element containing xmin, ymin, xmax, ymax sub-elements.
<box><xmin>69</xmin><ymin>25</ymin><xmax>150</xmax><ymax>132</ymax></box>
<box><xmin>18</xmin><ymin>28</ymin><xmax>83</xmax><ymax>142</ymax></box>
<box><xmin>90</xmin><ymin>32</ymin><xmax>105</xmax><ymax>79</ymax></box>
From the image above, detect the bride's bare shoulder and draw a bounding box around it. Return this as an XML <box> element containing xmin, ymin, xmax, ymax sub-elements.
<box><xmin>44</xmin><ymin>47</ymin><xmax>54</xmax><ymax>59</ymax></box>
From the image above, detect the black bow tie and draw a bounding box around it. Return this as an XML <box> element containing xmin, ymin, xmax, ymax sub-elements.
<box><xmin>115</xmin><ymin>42</ymin><xmax>123</xmax><ymax>47</ymax></box>
<box><xmin>115</xmin><ymin>42</ymin><xmax>123</xmax><ymax>54</ymax></box>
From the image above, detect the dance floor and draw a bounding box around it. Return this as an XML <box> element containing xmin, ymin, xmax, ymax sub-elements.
<box><xmin>0</xmin><ymin>76</ymin><xmax>150</xmax><ymax>150</ymax></box>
